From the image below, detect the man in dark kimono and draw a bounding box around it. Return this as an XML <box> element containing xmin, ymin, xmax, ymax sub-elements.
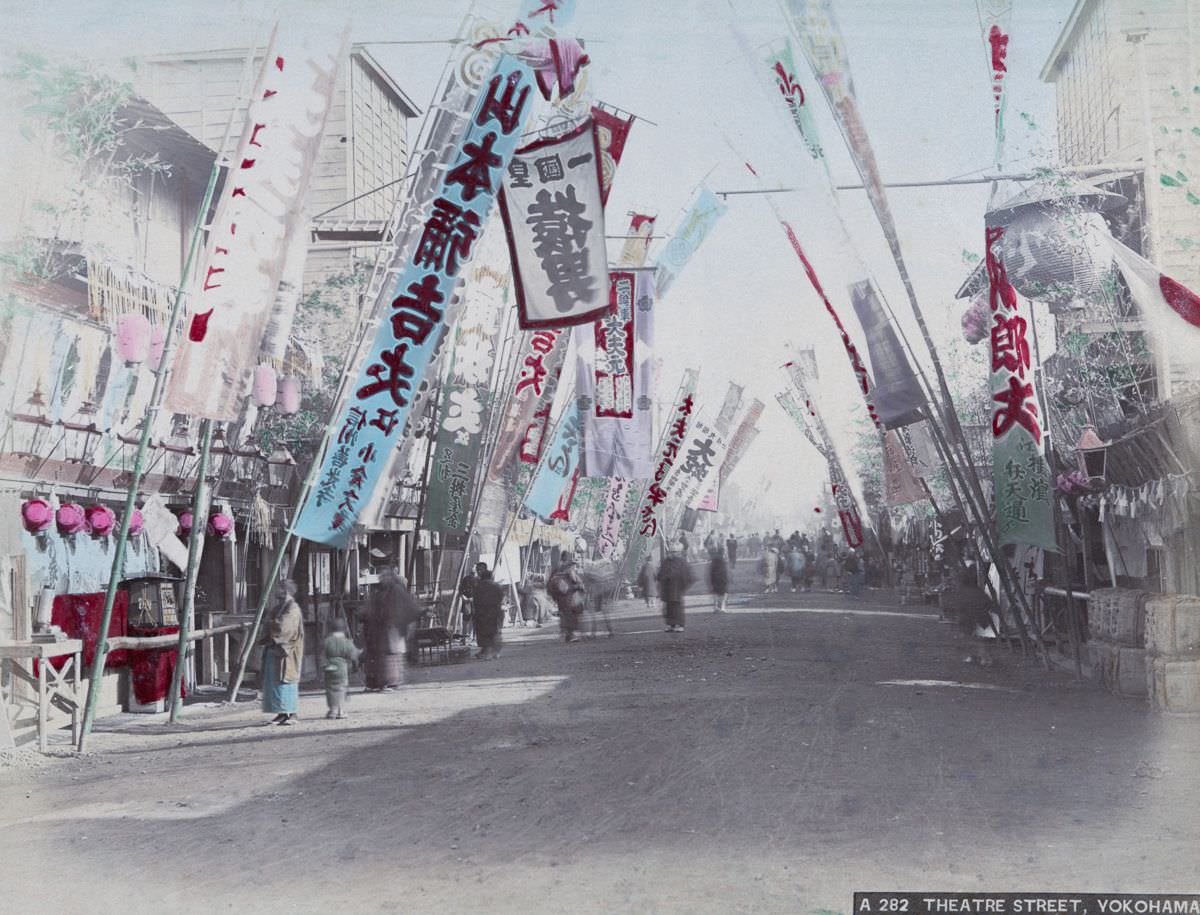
<box><xmin>472</xmin><ymin>565</ymin><xmax>504</xmax><ymax>660</ymax></box>
<box><xmin>657</xmin><ymin>545</ymin><xmax>694</xmax><ymax>632</ymax></box>
<box><xmin>365</xmin><ymin>568</ymin><xmax>419</xmax><ymax>690</ymax></box>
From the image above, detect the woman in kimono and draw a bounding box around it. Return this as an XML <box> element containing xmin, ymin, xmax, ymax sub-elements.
<box><xmin>364</xmin><ymin>568</ymin><xmax>416</xmax><ymax>690</ymax></box>
<box><xmin>261</xmin><ymin>579</ymin><xmax>304</xmax><ymax>725</ymax></box>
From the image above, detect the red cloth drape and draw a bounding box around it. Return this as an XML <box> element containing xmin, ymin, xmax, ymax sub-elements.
<box><xmin>127</xmin><ymin>624</ymin><xmax>183</xmax><ymax>705</ymax></box>
<box><xmin>50</xmin><ymin>592</ymin><xmax>130</xmax><ymax>670</ymax></box>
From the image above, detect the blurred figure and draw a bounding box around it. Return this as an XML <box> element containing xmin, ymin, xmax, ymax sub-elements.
<box><xmin>949</xmin><ymin>567</ymin><xmax>997</xmax><ymax>666</ymax></box>
<box><xmin>725</xmin><ymin>533</ymin><xmax>738</xmax><ymax>566</ymax></box>
<box><xmin>658</xmin><ymin>545</ymin><xmax>694</xmax><ymax>632</ymax></box>
<box><xmin>637</xmin><ymin>554</ymin><xmax>658</xmax><ymax>608</ymax></box>
<box><xmin>548</xmin><ymin>556</ymin><xmax>587</xmax><ymax>642</ymax></box>
<box><xmin>364</xmin><ymin>568</ymin><xmax>417</xmax><ymax>691</ymax></box>
<box><xmin>321</xmin><ymin>617</ymin><xmax>361</xmax><ymax>720</ymax></box>
<box><xmin>472</xmin><ymin>565</ymin><xmax>504</xmax><ymax>660</ymax></box>
<box><xmin>709</xmin><ymin>546</ymin><xmax>729</xmax><ymax>613</ymax></box>
<box><xmin>761</xmin><ymin>546</ymin><xmax>779</xmax><ymax>593</ymax></box>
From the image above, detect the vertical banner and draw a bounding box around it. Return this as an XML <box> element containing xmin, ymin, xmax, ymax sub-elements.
<box><xmin>487</xmin><ymin>328</ymin><xmax>569</xmax><ymax>487</ymax></box>
<box><xmin>633</xmin><ymin>371</ymin><xmax>698</xmax><ymax>543</ymax></box>
<box><xmin>595</xmin><ymin>476</ymin><xmax>632</xmax><ymax>558</ymax></box>
<box><xmin>617</xmin><ymin>213</ymin><xmax>656</xmax><ymax>268</ymax></box>
<box><xmin>501</xmin><ymin>119</ymin><xmax>610</xmax><ymax>329</ymax></box>
<box><xmin>591</xmin><ymin>104</ymin><xmax>635</xmax><ymax>205</ymax></box>
<box><xmin>883</xmin><ymin>429</ymin><xmax>925</xmax><ymax>506</ymax></box>
<box><xmin>765</xmin><ymin>38</ymin><xmax>826</xmax><ymax>163</ymax></box>
<box><xmin>847</xmin><ymin>280</ymin><xmax>924</xmax><ymax>428</ymax></box>
<box><xmin>423</xmin><ymin>221</ymin><xmax>510</xmax><ymax>533</ymax></box>
<box><xmin>980</xmin><ymin>0</ymin><xmax>1013</xmax><ymax>165</ymax></box>
<box><xmin>296</xmin><ymin>55</ymin><xmax>535</xmax><ymax>546</ymax></box>
<box><xmin>696</xmin><ymin>382</ymin><xmax>746</xmax><ymax>511</ymax></box>
<box><xmin>986</xmin><ymin>227</ymin><xmax>1056</xmax><ymax>551</ymax></box>
<box><xmin>577</xmin><ymin>267</ymin><xmax>656</xmax><ymax>478</ymax></box>
<box><xmin>166</xmin><ymin>24</ymin><xmax>347</xmax><ymax>420</ymax></box>
<box><xmin>667</xmin><ymin>416</ymin><xmax>731</xmax><ymax>522</ymax></box>
<box><xmin>654</xmin><ymin>186</ymin><xmax>728</xmax><ymax>298</ymax></box>
<box><xmin>525</xmin><ymin>401</ymin><xmax>582</xmax><ymax>522</ymax></box>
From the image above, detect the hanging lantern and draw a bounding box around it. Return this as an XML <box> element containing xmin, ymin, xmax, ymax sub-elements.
<box><xmin>252</xmin><ymin>364</ymin><xmax>278</xmax><ymax>407</ymax></box>
<box><xmin>56</xmin><ymin>502</ymin><xmax>86</xmax><ymax>536</ymax></box>
<box><xmin>85</xmin><ymin>504</ymin><xmax>116</xmax><ymax>537</ymax></box>
<box><xmin>207</xmin><ymin>512</ymin><xmax>234</xmax><ymax>540</ymax></box>
<box><xmin>1075</xmin><ymin>425</ymin><xmax>1109</xmax><ymax>482</ymax></box>
<box><xmin>961</xmin><ymin>293</ymin><xmax>990</xmax><ymax>345</ymax></box>
<box><xmin>148</xmin><ymin>324</ymin><xmax>166</xmax><ymax>371</ymax></box>
<box><xmin>127</xmin><ymin>509</ymin><xmax>145</xmax><ymax>537</ymax></box>
<box><xmin>277</xmin><ymin>376</ymin><xmax>302</xmax><ymax>415</ymax></box>
<box><xmin>177</xmin><ymin>511</ymin><xmax>194</xmax><ymax>537</ymax></box>
<box><xmin>115</xmin><ymin>313</ymin><xmax>152</xmax><ymax>365</ymax></box>
<box><xmin>21</xmin><ymin>498</ymin><xmax>53</xmax><ymax>534</ymax></box>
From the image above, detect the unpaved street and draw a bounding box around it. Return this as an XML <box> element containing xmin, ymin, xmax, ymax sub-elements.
<box><xmin>3</xmin><ymin>571</ymin><xmax>1198</xmax><ymax>913</ymax></box>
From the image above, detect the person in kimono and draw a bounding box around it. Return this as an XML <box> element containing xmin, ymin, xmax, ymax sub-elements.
<box><xmin>261</xmin><ymin>579</ymin><xmax>304</xmax><ymax>726</ymax></box>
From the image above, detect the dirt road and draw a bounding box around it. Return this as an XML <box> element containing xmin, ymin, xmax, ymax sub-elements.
<box><xmin>2</xmin><ymin>566</ymin><xmax>1197</xmax><ymax>913</ymax></box>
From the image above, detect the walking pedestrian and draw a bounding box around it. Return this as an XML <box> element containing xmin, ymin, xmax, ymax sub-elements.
<box><xmin>843</xmin><ymin>549</ymin><xmax>865</xmax><ymax>597</ymax></box>
<box><xmin>364</xmin><ymin>567</ymin><xmax>416</xmax><ymax>691</ymax></box>
<box><xmin>658</xmin><ymin>545</ymin><xmax>694</xmax><ymax>631</ymax></box>
<box><xmin>760</xmin><ymin>545</ymin><xmax>779</xmax><ymax>593</ymax></box>
<box><xmin>261</xmin><ymin>579</ymin><xmax>304</xmax><ymax>726</ymax></box>
<box><xmin>787</xmin><ymin>547</ymin><xmax>807</xmax><ymax>592</ymax></box>
<box><xmin>948</xmin><ymin>568</ymin><xmax>997</xmax><ymax>666</ymax></box>
<box><xmin>472</xmin><ymin>565</ymin><xmax>504</xmax><ymax>660</ymax></box>
<box><xmin>457</xmin><ymin>563</ymin><xmax>481</xmax><ymax>642</ymax></box>
<box><xmin>679</xmin><ymin>532</ymin><xmax>691</xmax><ymax>562</ymax></box>
<box><xmin>517</xmin><ymin>577</ymin><xmax>544</xmax><ymax>626</ymax></box>
<box><xmin>709</xmin><ymin>547</ymin><xmax>729</xmax><ymax>613</ymax></box>
<box><xmin>321</xmin><ymin>617</ymin><xmax>360</xmax><ymax>720</ymax></box>
<box><xmin>637</xmin><ymin>555</ymin><xmax>658</xmax><ymax>608</ymax></box>
<box><xmin>726</xmin><ymin>533</ymin><xmax>738</xmax><ymax>566</ymax></box>
<box><xmin>548</xmin><ymin>556</ymin><xmax>586</xmax><ymax>642</ymax></box>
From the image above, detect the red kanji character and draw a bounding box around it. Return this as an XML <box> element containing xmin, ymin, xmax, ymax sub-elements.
<box><xmin>475</xmin><ymin>70</ymin><xmax>530</xmax><ymax>135</ymax></box>
<box><xmin>992</xmin><ymin>375</ymin><xmax>1041</xmax><ymax>444</ymax></box>
<box><xmin>414</xmin><ymin>198</ymin><xmax>481</xmax><ymax>276</ymax></box>
<box><xmin>680</xmin><ymin>395</ymin><xmax>694</xmax><ymax>415</ymax></box>
<box><xmin>357</xmin><ymin>345</ymin><xmax>414</xmax><ymax>407</ymax></box>
<box><xmin>446</xmin><ymin>131</ymin><xmax>501</xmax><ymax>201</ymax></box>
<box><xmin>990</xmin><ymin>312</ymin><xmax>1030</xmax><ymax>377</ymax></box>
<box><xmin>369</xmin><ymin>408</ymin><xmax>401</xmax><ymax>436</ymax></box>
<box><xmin>514</xmin><ymin>352</ymin><xmax>547</xmax><ymax>396</ymax></box>
<box><xmin>390</xmin><ymin>275</ymin><xmax>445</xmax><ymax>345</ymax></box>
<box><xmin>985</xmin><ymin>226</ymin><xmax>1018</xmax><ymax>312</ymax></box>
<box><xmin>330</xmin><ymin>512</ymin><xmax>346</xmax><ymax>530</ymax></box>
<box><xmin>646</xmin><ymin>483</ymin><xmax>667</xmax><ymax>507</ymax></box>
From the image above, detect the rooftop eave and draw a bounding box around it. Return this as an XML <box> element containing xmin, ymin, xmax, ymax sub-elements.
<box><xmin>1040</xmin><ymin>0</ymin><xmax>1096</xmax><ymax>82</ymax></box>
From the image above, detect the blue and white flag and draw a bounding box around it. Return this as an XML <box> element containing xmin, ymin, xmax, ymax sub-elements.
<box><xmin>654</xmin><ymin>186</ymin><xmax>728</xmax><ymax>298</ymax></box>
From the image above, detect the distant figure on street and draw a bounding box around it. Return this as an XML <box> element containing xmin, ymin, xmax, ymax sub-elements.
<box><xmin>261</xmin><ymin>579</ymin><xmax>304</xmax><ymax>726</ymax></box>
<box><xmin>726</xmin><ymin>534</ymin><xmax>738</xmax><ymax>566</ymax></box>
<box><xmin>637</xmin><ymin>554</ymin><xmax>658</xmax><ymax>607</ymax></box>
<box><xmin>709</xmin><ymin>547</ymin><xmax>729</xmax><ymax>613</ymax></box>
<box><xmin>548</xmin><ymin>556</ymin><xmax>587</xmax><ymax>643</ymax></box>
<box><xmin>801</xmin><ymin>549</ymin><xmax>817</xmax><ymax>591</ymax></box>
<box><xmin>949</xmin><ymin>568</ymin><xmax>997</xmax><ymax>666</ymax></box>
<box><xmin>321</xmin><ymin>617</ymin><xmax>361</xmax><ymax>720</ymax></box>
<box><xmin>747</xmin><ymin>533</ymin><xmax>762</xmax><ymax>559</ymax></box>
<box><xmin>364</xmin><ymin>568</ymin><xmax>417</xmax><ymax>691</ymax></box>
<box><xmin>458</xmin><ymin>563</ymin><xmax>482</xmax><ymax>641</ymax></box>
<box><xmin>703</xmin><ymin>530</ymin><xmax>718</xmax><ymax>557</ymax></box>
<box><xmin>787</xmin><ymin>547</ymin><xmax>807</xmax><ymax>592</ymax></box>
<box><xmin>472</xmin><ymin>565</ymin><xmax>504</xmax><ymax>660</ymax></box>
<box><xmin>517</xmin><ymin>577</ymin><xmax>544</xmax><ymax>627</ymax></box>
<box><xmin>658</xmin><ymin>545</ymin><xmax>695</xmax><ymax>632</ymax></box>
<box><xmin>679</xmin><ymin>532</ymin><xmax>691</xmax><ymax>562</ymax></box>
<box><xmin>843</xmin><ymin>550</ymin><xmax>865</xmax><ymax>597</ymax></box>
<box><xmin>761</xmin><ymin>546</ymin><xmax>779</xmax><ymax>593</ymax></box>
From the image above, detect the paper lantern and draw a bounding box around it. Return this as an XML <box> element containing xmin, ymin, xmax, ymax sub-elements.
<box><xmin>85</xmin><ymin>504</ymin><xmax>116</xmax><ymax>537</ymax></box>
<box><xmin>207</xmin><ymin>512</ymin><xmax>234</xmax><ymax>539</ymax></box>
<box><xmin>21</xmin><ymin>498</ymin><xmax>53</xmax><ymax>534</ymax></box>
<box><xmin>115</xmin><ymin>313</ymin><xmax>152</xmax><ymax>365</ymax></box>
<box><xmin>252</xmin><ymin>364</ymin><xmax>278</xmax><ymax>407</ymax></box>
<box><xmin>997</xmin><ymin>210</ymin><xmax>1114</xmax><ymax>304</ymax></box>
<box><xmin>56</xmin><ymin>502</ymin><xmax>86</xmax><ymax>536</ymax></box>
<box><xmin>277</xmin><ymin>376</ymin><xmax>302</xmax><ymax>415</ymax></box>
<box><xmin>148</xmin><ymin>324</ymin><xmax>166</xmax><ymax>370</ymax></box>
<box><xmin>961</xmin><ymin>293</ymin><xmax>990</xmax><ymax>345</ymax></box>
<box><xmin>177</xmin><ymin>511</ymin><xmax>194</xmax><ymax>537</ymax></box>
<box><xmin>127</xmin><ymin>509</ymin><xmax>145</xmax><ymax>537</ymax></box>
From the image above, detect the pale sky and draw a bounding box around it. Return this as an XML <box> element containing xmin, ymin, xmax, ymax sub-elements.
<box><xmin>1</xmin><ymin>0</ymin><xmax>1076</xmax><ymax>530</ymax></box>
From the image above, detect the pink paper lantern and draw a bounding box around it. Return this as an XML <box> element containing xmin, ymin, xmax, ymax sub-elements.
<box><xmin>115</xmin><ymin>313</ymin><xmax>152</xmax><ymax>365</ymax></box>
<box><xmin>207</xmin><ymin>511</ymin><xmax>234</xmax><ymax>539</ymax></box>
<box><xmin>252</xmin><ymin>364</ymin><xmax>278</xmax><ymax>407</ymax></box>
<box><xmin>148</xmin><ymin>324</ymin><xmax>166</xmax><ymax>370</ymax></box>
<box><xmin>21</xmin><ymin>498</ymin><xmax>53</xmax><ymax>534</ymax></box>
<box><xmin>961</xmin><ymin>294</ymin><xmax>990</xmax><ymax>345</ymax></box>
<box><xmin>56</xmin><ymin>502</ymin><xmax>86</xmax><ymax>536</ymax></box>
<box><xmin>177</xmin><ymin>511</ymin><xmax>194</xmax><ymax>537</ymax></box>
<box><xmin>85</xmin><ymin>504</ymin><xmax>116</xmax><ymax>537</ymax></box>
<box><xmin>127</xmin><ymin>509</ymin><xmax>145</xmax><ymax>537</ymax></box>
<box><xmin>277</xmin><ymin>376</ymin><xmax>302</xmax><ymax>415</ymax></box>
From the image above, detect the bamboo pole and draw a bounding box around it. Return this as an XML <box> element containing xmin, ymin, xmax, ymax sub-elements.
<box><xmin>77</xmin><ymin>162</ymin><xmax>220</xmax><ymax>751</ymax></box>
<box><xmin>167</xmin><ymin>418</ymin><xmax>215</xmax><ymax>722</ymax></box>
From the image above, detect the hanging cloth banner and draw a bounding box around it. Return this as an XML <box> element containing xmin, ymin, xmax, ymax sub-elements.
<box><xmin>296</xmin><ymin>55</ymin><xmax>536</xmax><ymax>546</ymax></box>
<box><xmin>634</xmin><ymin>372</ymin><xmax>698</xmax><ymax>541</ymax></box>
<box><xmin>524</xmin><ymin>400</ymin><xmax>582</xmax><ymax>522</ymax></box>
<box><xmin>764</xmin><ymin>38</ymin><xmax>826</xmax><ymax>164</ymax></box>
<box><xmin>979</xmin><ymin>0</ymin><xmax>1013</xmax><ymax>166</ymax></box>
<box><xmin>166</xmin><ymin>23</ymin><xmax>348</xmax><ymax>421</ymax></box>
<box><xmin>720</xmin><ymin>397</ymin><xmax>764</xmax><ymax>480</ymax></box>
<box><xmin>1102</xmin><ymin>233</ymin><xmax>1200</xmax><ymax>332</ymax></box>
<box><xmin>423</xmin><ymin>220</ymin><xmax>511</xmax><ymax>533</ymax></box>
<box><xmin>596</xmin><ymin>475</ymin><xmax>633</xmax><ymax>558</ymax></box>
<box><xmin>501</xmin><ymin>119</ymin><xmax>610</xmax><ymax>329</ymax></box>
<box><xmin>986</xmin><ymin>227</ymin><xmax>1057</xmax><ymax>552</ymax></box>
<box><xmin>591</xmin><ymin>104</ymin><xmax>635</xmax><ymax>206</ymax></box>
<box><xmin>883</xmin><ymin>429</ymin><xmax>925</xmax><ymax>506</ymax></box>
<box><xmin>577</xmin><ymin>267</ymin><xmax>656</xmax><ymax>478</ymax></box>
<box><xmin>695</xmin><ymin>382</ymin><xmax>746</xmax><ymax>510</ymax></box>
<box><xmin>669</xmin><ymin>416</ymin><xmax>731</xmax><ymax>521</ymax></box>
<box><xmin>618</xmin><ymin>213</ymin><xmax>656</xmax><ymax>268</ymax></box>
<box><xmin>847</xmin><ymin>280</ymin><xmax>924</xmax><ymax>428</ymax></box>
<box><xmin>654</xmin><ymin>186</ymin><xmax>728</xmax><ymax>298</ymax></box>
<box><xmin>829</xmin><ymin>462</ymin><xmax>865</xmax><ymax>548</ymax></box>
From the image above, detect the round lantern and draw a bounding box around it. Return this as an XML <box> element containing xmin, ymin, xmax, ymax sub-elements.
<box><xmin>56</xmin><ymin>502</ymin><xmax>86</xmax><ymax>536</ymax></box>
<box><xmin>148</xmin><ymin>324</ymin><xmax>166</xmax><ymax>371</ymax></box>
<box><xmin>207</xmin><ymin>511</ymin><xmax>234</xmax><ymax>539</ymax></box>
<box><xmin>84</xmin><ymin>504</ymin><xmax>116</xmax><ymax>537</ymax></box>
<box><xmin>127</xmin><ymin>509</ymin><xmax>145</xmax><ymax>537</ymax></box>
<box><xmin>995</xmin><ymin>209</ymin><xmax>1114</xmax><ymax>305</ymax></box>
<box><xmin>177</xmin><ymin>511</ymin><xmax>194</xmax><ymax>537</ymax></box>
<box><xmin>21</xmin><ymin>498</ymin><xmax>53</xmax><ymax>534</ymax></box>
<box><xmin>961</xmin><ymin>293</ymin><xmax>990</xmax><ymax>345</ymax></box>
<box><xmin>115</xmin><ymin>313</ymin><xmax>152</xmax><ymax>365</ymax></box>
<box><xmin>277</xmin><ymin>376</ymin><xmax>302</xmax><ymax>415</ymax></box>
<box><xmin>252</xmin><ymin>364</ymin><xmax>278</xmax><ymax>407</ymax></box>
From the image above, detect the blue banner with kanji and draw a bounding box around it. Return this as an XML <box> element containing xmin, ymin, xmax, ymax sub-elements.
<box><xmin>524</xmin><ymin>400</ymin><xmax>582</xmax><ymax>523</ymax></box>
<box><xmin>295</xmin><ymin>55</ymin><xmax>535</xmax><ymax>547</ymax></box>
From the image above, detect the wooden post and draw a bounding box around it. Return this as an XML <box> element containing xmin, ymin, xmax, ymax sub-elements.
<box><xmin>168</xmin><ymin>418</ymin><xmax>215</xmax><ymax>722</ymax></box>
